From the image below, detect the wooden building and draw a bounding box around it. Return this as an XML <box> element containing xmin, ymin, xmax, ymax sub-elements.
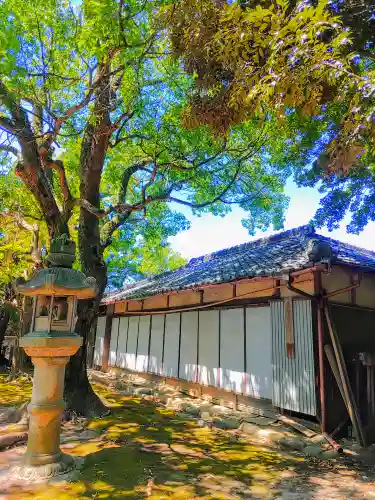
<box><xmin>94</xmin><ymin>225</ymin><xmax>375</xmax><ymax>443</ymax></box>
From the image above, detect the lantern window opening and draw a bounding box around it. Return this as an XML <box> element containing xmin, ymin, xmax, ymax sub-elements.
<box><xmin>69</xmin><ymin>297</ymin><xmax>78</xmax><ymax>332</ymax></box>
<box><xmin>47</xmin><ymin>296</ymin><xmax>54</xmax><ymax>333</ymax></box>
<box><xmin>33</xmin><ymin>295</ymin><xmax>76</xmax><ymax>333</ymax></box>
<box><xmin>31</xmin><ymin>297</ymin><xmax>37</xmax><ymax>332</ymax></box>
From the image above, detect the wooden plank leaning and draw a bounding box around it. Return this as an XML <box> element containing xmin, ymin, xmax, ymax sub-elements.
<box><xmin>324</xmin><ymin>304</ymin><xmax>366</xmax><ymax>446</ymax></box>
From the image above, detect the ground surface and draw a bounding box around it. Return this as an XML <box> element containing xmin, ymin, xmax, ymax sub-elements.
<box><xmin>1</xmin><ymin>375</ymin><xmax>375</xmax><ymax>499</ymax></box>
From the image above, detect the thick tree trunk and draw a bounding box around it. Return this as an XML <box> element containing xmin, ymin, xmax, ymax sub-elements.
<box><xmin>63</xmin><ymin>66</ymin><xmax>112</xmax><ymax>418</ymax></box>
<box><xmin>64</xmin><ymin>302</ymin><xmax>108</xmax><ymax>417</ymax></box>
<box><xmin>64</xmin><ymin>290</ymin><xmax>108</xmax><ymax>418</ymax></box>
<box><xmin>11</xmin><ymin>297</ymin><xmax>32</xmax><ymax>375</ymax></box>
<box><xmin>0</xmin><ymin>307</ymin><xmax>10</xmax><ymax>369</ymax></box>
<box><xmin>0</xmin><ymin>308</ymin><xmax>10</xmax><ymax>350</ymax></box>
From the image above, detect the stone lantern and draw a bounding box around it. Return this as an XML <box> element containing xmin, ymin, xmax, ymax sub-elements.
<box><xmin>11</xmin><ymin>235</ymin><xmax>97</xmax><ymax>481</ymax></box>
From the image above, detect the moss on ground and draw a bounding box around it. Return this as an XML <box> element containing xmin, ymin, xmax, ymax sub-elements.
<box><xmin>1</xmin><ymin>377</ymin><xmax>304</xmax><ymax>499</ymax></box>
<box><xmin>0</xmin><ymin>374</ymin><xmax>32</xmax><ymax>407</ymax></box>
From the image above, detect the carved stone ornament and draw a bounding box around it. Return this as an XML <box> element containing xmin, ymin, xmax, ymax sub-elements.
<box><xmin>9</xmin><ymin>453</ymin><xmax>75</xmax><ymax>482</ymax></box>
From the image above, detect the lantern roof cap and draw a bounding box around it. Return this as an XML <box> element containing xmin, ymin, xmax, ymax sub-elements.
<box><xmin>13</xmin><ymin>235</ymin><xmax>97</xmax><ymax>298</ymax></box>
<box><xmin>14</xmin><ymin>267</ymin><xmax>97</xmax><ymax>298</ymax></box>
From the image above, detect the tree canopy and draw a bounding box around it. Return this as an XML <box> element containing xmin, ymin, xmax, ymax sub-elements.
<box><xmin>0</xmin><ymin>0</ymin><xmax>303</xmax><ymax>414</ymax></box>
<box><xmin>164</xmin><ymin>0</ymin><xmax>375</xmax><ymax>232</ymax></box>
<box><xmin>0</xmin><ymin>0</ymin><xmax>292</xmax><ymax>279</ymax></box>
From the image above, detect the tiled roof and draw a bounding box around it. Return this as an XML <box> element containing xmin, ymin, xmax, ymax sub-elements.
<box><xmin>103</xmin><ymin>225</ymin><xmax>375</xmax><ymax>303</ymax></box>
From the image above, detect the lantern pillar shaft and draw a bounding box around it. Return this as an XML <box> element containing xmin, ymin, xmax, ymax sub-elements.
<box><xmin>24</xmin><ymin>356</ymin><xmax>68</xmax><ymax>466</ymax></box>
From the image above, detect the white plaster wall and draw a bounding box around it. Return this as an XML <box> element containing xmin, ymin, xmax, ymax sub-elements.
<box><xmin>179</xmin><ymin>311</ymin><xmax>198</xmax><ymax>382</ymax></box>
<box><xmin>354</xmin><ymin>274</ymin><xmax>375</xmax><ymax>308</ymax></box>
<box><xmin>220</xmin><ymin>308</ymin><xmax>245</xmax><ymax>393</ymax></box>
<box><xmin>163</xmin><ymin>313</ymin><xmax>180</xmax><ymax>378</ymax></box>
<box><xmin>109</xmin><ymin>317</ymin><xmax>119</xmax><ymax>366</ymax></box>
<box><xmin>136</xmin><ymin>315</ymin><xmax>151</xmax><ymax>372</ymax></box>
<box><xmin>244</xmin><ymin>306</ymin><xmax>272</xmax><ymax>399</ymax></box>
<box><xmin>125</xmin><ymin>316</ymin><xmax>139</xmax><ymax>370</ymax></box>
<box><xmin>322</xmin><ymin>266</ymin><xmax>351</xmax><ymax>304</ymax></box>
<box><xmin>197</xmin><ymin>310</ymin><xmax>220</xmax><ymax>387</ymax></box>
<box><xmin>94</xmin><ymin>316</ymin><xmax>106</xmax><ymax>366</ymax></box>
<box><xmin>149</xmin><ymin>315</ymin><xmax>164</xmax><ymax>375</ymax></box>
<box><xmin>116</xmin><ymin>317</ymin><xmax>129</xmax><ymax>368</ymax></box>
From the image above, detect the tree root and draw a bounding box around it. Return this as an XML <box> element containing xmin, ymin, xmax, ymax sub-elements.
<box><xmin>0</xmin><ymin>431</ymin><xmax>27</xmax><ymax>450</ymax></box>
<box><xmin>0</xmin><ymin>402</ymin><xmax>29</xmax><ymax>426</ymax></box>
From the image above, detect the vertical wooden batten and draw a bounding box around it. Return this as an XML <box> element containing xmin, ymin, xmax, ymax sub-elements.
<box><xmin>284</xmin><ymin>297</ymin><xmax>295</xmax><ymax>359</ymax></box>
<box><xmin>314</xmin><ymin>270</ymin><xmax>326</xmax><ymax>433</ymax></box>
<box><xmin>102</xmin><ymin>304</ymin><xmax>114</xmax><ymax>372</ymax></box>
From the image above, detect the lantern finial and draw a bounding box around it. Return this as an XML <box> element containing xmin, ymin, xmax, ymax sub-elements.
<box><xmin>47</xmin><ymin>234</ymin><xmax>76</xmax><ymax>268</ymax></box>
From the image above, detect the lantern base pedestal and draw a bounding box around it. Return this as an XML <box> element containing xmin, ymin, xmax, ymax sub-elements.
<box><xmin>0</xmin><ymin>452</ymin><xmax>84</xmax><ymax>488</ymax></box>
<box><xmin>10</xmin><ymin>333</ymin><xmax>83</xmax><ymax>485</ymax></box>
<box><xmin>9</xmin><ymin>452</ymin><xmax>82</xmax><ymax>482</ymax></box>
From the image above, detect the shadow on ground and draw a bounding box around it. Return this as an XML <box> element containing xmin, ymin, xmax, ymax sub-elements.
<box><xmin>1</xmin><ymin>377</ymin><xmax>375</xmax><ymax>499</ymax></box>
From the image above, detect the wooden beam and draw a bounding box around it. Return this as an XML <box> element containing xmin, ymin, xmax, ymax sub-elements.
<box><xmin>284</xmin><ymin>297</ymin><xmax>295</xmax><ymax>358</ymax></box>
<box><xmin>324</xmin><ymin>304</ymin><xmax>366</xmax><ymax>446</ymax></box>
<box><xmin>314</xmin><ymin>271</ymin><xmax>326</xmax><ymax>433</ymax></box>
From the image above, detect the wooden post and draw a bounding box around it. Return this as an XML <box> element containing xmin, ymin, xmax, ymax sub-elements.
<box><xmin>102</xmin><ymin>304</ymin><xmax>114</xmax><ymax>372</ymax></box>
<box><xmin>324</xmin><ymin>344</ymin><xmax>346</xmax><ymax>405</ymax></box>
<box><xmin>314</xmin><ymin>271</ymin><xmax>326</xmax><ymax>433</ymax></box>
<box><xmin>324</xmin><ymin>304</ymin><xmax>366</xmax><ymax>446</ymax></box>
<box><xmin>284</xmin><ymin>297</ymin><xmax>295</xmax><ymax>358</ymax></box>
<box><xmin>317</xmin><ymin>301</ymin><xmax>326</xmax><ymax>432</ymax></box>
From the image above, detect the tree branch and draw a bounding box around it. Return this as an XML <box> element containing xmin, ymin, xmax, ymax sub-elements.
<box><xmin>41</xmin><ymin>157</ymin><xmax>72</xmax><ymax>203</ymax></box>
<box><xmin>167</xmin><ymin>168</ymin><xmax>239</xmax><ymax>209</ymax></box>
<box><xmin>28</xmin><ymin>72</ymin><xmax>79</xmax><ymax>81</ymax></box>
<box><xmin>0</xmin><ymin>117</ymin><xmax>19</xmax><ymax>136</ymax></box>
<box><xmin>0</xmin><ymin>144</ymin><xmax>19</xmax><ymax>157</ymax></box>
<box><xmin>100</xmin><ymin>212</ymin><xmax>131</xmax><ymax>250</ymax></box>
<box><xmin>118</xmin><ymin>161</ymin><xmax>153</xmax><ymax>201</ymax></box>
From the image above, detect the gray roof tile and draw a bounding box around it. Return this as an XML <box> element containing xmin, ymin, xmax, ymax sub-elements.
<box><xmin>103</xmin><ymin>225</ymin><xmax>375</xmax><ymax>303</ymax></box>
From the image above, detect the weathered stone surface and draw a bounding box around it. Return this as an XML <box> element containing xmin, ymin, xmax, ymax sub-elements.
<box><xmin>258</xmin><ymin>429</ymin><xmax>284</xmax><ymax>443</ymax></box>
<box><xmin>155</xmin><ymin>394</ymin><xmax>168</xmax><ymax>404</ymax></box>
<box><xmin>0</xmin><ymin>432</ymin><xmax>28</xmax><ymax>450</ymax></box>
<box><xmin>213</xmin><ymin>418</ymin><xmax>240</xmax><ymax>430</ymax></box>
<box><xmin>279</xmin><ymin>437</ymin><xmax>306</xmax><ymax>452</ymax></box>
<box><xmin>242</xmin><ymin>416</ymin><xmax>276</xmax><ymax>426</ymax></box>
<box><xmin>180</xmin><ymin>403</ymin><xmax>200</xmax><ymax>416</ymax></box>
<box><xmin>133</xmin><ymin>386</ymin><xmax>153</xmax><ymax>395</ymax></box>
<box><xmin>303</xmin><ymin>445</ymin><xmax>322</xmax><ymax>457</ymax></box>
<box><xmin>0</xmin><ymin>408</ymin><xmax>18</xmax><ymax>424</ymax></box>
<box><xmin>210</xmin><ymin>405</ymin><xmax>230</xmax><ymax>416</ymax></box>
<box><xmin>197</xmin><ymin>419</ymin><xmax>213</xmax><ymax>428</ymax></box>
<box><xmin>166</xmin><ymin>397</ymin><xmax>184</xmax><ymax>408</ymax></box>
<box><xmin>239</xmin><ymin>422</ymin><xmax>260</xmax><ymax>436</ymax></box>
<box><xmin>199</xmin><ymin>404</ymin><xmax>214</xmax><ymax>414</ymax></box>
<box><xmin>77</xmin><ymin>430</ymin><xmax>100</xmax><ymax>441</ymax></box>
<box><xmin>319</xmin><ymin>450</ymin><xmax>339</xmax><ymax>460</ymax></box>
<box><xmin>200</xmin><ymin>412</ymin><xmax>211</xmax><ymax>421</ymax></box>
<box><xmin>309</xmin><ymin>434</ymin><xmax>328</xmax><ymax>446</ymax></box>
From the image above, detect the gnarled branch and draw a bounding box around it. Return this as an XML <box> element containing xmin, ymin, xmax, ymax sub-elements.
<box><xmin>41</xmin><ymin>157</ymin><xmax>72</xmax><ymax>203</ymax></box>
<box><xmin>0</xmin><ymin>144</ymin><xmax>20</xmax><ymax>157</ymax></box>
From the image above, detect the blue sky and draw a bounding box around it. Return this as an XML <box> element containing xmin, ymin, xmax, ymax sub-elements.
<box><xmin>169</xmin><ymin>180</ymin><xmax>375</xmax><ymax>259</ymax></box>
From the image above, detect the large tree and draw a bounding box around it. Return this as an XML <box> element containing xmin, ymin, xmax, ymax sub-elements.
<box><xmin>0</xmin><ymin>0</ymin><xmax>290</xmax><ymax>415</ymax></box>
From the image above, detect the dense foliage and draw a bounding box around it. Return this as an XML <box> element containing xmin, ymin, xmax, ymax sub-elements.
<box><xmin>164</xmin><ymin>0</ymin><xmax>375</xmax><ymax>232</ymax></box>
<box><xmin>0</xmin><ymin>0</ymin><xmax>303</xmax><ymax>413</ymax></box>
